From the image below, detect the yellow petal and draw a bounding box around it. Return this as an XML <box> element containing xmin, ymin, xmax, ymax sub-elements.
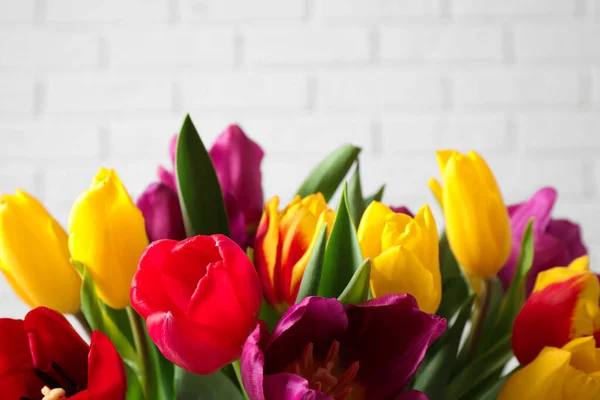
<box><xmin>499</xmin><ymin>347</ymin><xmax>571</xmax><ymax>400</ymax></box>
<box><xmin>435</xmin><ymin>150</ymin><xmax>457</xmax><ymax>176</ymax></box>
<box><xmin>563</xmin><ymin>337</ymin><xmax>598</xmax><ymax>374</ymax></box>
<box><xmin>69</xmin><ymin>169</ymin><xmax>148</xmax><ymax>309</ymax></box>
<box><xmin>428</xmin><ymin>178</ymin><xmax>444</xmax><ymax>211</ymax></box>
<box><xmin>357</xmin><ymin>201</ymin><xmax>394</xmax><ymax>260</ymax></box>
<box><xmin>256</xmin><ymin>196</ymin><xmax>281</xmax><ymax>293</ymax></box>
<box><xmin>371</xmin><ymin>245</ymin><xmax>437</xmax><ymax>314</ymax></box>
<box><xmin>380</xmin><ymin>213</ymin><xmax>413</xmax><ymax>252</ymax></box>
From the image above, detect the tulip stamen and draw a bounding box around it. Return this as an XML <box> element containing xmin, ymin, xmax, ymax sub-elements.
<box><xmin>30</xmin><ymin>361</ymin><xmax>86</xmax><ymax>398</ymax></box>
<box><xmin>41</xmin><ymin>386</ymin><xmax>67</xmax><ymax>400</ymax></box>
<box><xmin>293</xmin><ymin>340</ymin><xmax>360</xmax><ymax>400</ymax></box>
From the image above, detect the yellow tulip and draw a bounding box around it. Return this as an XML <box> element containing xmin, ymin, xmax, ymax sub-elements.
<box><xmin>429</xmin><ymin>150</ymin><xmax>512</xmax><ymax>279</ymax></box>
<box><xmin>69</xmin><ymin>168</ymin><xmax>148</xmax><ymax>309</ymax></box>
<box><xmin>499</xmin><ymin>336</ymin><xmax>600</xmax><ymax>400</ymax></box>
<box><xmin>0</xmin><ymin>190</ymin><xmax>81</xmax><ymax>314</ymax></box>
<box><xmin>357</xmin><ymin>202</ymin><xmax>441</xmax><ymax>314</ymax></box>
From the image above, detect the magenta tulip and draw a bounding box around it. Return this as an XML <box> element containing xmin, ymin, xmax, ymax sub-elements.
<box><xmin>137</xmin><ymin>182</ymin><xmax>186</xmax><ymax>242</ymax></box>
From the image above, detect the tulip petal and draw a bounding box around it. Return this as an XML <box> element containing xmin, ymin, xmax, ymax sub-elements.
<box><xmin>340</xmin><ymin>294</ymin><xmax>446</xmax><ymax>400</ymax></box>
<box><xmin>209</xmin><ymin>124</ymin><xmax>265</xmax><ymax>227</ymax></box>
<box><xmin>357</xmin><ymin>201</ymin><xmax>395</xmax><ymax>260</ymax></box>
<box><xmin>394</xmin><ymin>390</ymin><xmax>429</xmax><ymax>400</ymax></box>
<box><xmin>263</xmin><ymin>373</ymin><xmax>330</xmax><ymax>400</ymax></box>
<box><xmin>147</xmin><ymin>311</ymin><xmax>240</xmax><ymax>375</ymax></box>
<box><xmin>137</xmin><ymin>182</ymin><xmax>186</xmax><ymax>242</ymax></box>
<box><xmin>511</xmin><ymin>187</ymin><xmax>557</xmax><ymax>235</ymax></box>
<box><xmin>255</xmin><ymin>197</ymin><xmax>283</xmax><ymax>306</ymax></box>
<box><xmin>265</xmin><ymin>297</ymin><xmax>347</xmax><ymax>374</ymax></box>
<box><xmin>499</xmin><ymin>347</ymin><xmax>571</xmax><ymax>400</ymax></box>
<box><xmin>547</xmin><ymin>219</ymin><xmax>588</xmax><ymax>260</ymax></box>
<box><xmin>223</xmin><ymin>192</ymin><xmax>249</xmax><ymax>248</ymax></box>
<box><xmin>371</xmin><ymin>246</ymin><xmax>437</xmax><ymax>314</ymax></box>
<box><xmin>86</xmin><ymin>331</ymin><xmax>127</xmax><ymax>400</ymax></box>
<box><xmin>130</xmin><ymin>239</ymin><xmax>180</xmax><ymax>319</ymax></box>
<box><xmin>241</xmin><ymin>322</ymin><xmax>269</xmax><ymax>400</ymax></box>
<box><xmin>24</xmin><ymin>307</ymin><xmax>89</xmax><ymax>387</ymax></box>
<box><xmin>158</xmin><ymin>166</ymin><xmax>177</xmax><ymax>192</ymax></box>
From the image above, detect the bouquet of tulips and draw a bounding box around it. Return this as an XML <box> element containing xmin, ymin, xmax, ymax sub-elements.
<box><xmin>1</xmin><ymin>115</ymin><xmax>596</xmax><ymax>400</ymax></box>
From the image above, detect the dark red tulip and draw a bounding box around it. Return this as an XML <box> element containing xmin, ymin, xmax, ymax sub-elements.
<box><xmin>0</xmin><ymin>307</ymin><xmax>126</xmax><ymax>400</ymax></box>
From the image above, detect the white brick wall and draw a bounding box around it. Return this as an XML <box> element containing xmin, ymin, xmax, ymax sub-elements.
<box><xmin>1</xmin><ymin>0</ymin><xmax>600</xmax><ymax>317</ymax></box>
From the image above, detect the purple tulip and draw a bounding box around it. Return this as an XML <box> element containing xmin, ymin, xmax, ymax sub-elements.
<box><xmin>136</xmin><ymin>182</ymin><xmax>186</xmax><ymax>242</ymax></box>
<box><xmin>241</xmin><ymin>295</ymin><xmax>445</xmax><ymax>400</ymax></box>
<box><xmin>498</xmin><ymin>187</ymin><xmax>587</xmax><ymax>294</ymax></box>
<box><xmin>390</xmin><ymin>206</ymin><xmax>414</xmax><ymax>218</ymax></box>
<box><xmin>143</xmin><ymin>125</ymin><xmax>264</xmax><ymax>247</ymax></box>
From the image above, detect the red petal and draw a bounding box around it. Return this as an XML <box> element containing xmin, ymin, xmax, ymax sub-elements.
<box><xmin>85</xmin><ymin>331</ymin><xmax>126</xmax><ymax>400</ymax></box>
<box><xmin>512</xmin><ymin>276</ymin><xmax>582</xmax><ymax>365</ymax></box>
<box><xmin>24</xmin><ymin>307</ymin><xmax>89</xmax><ymax>388</ymax></box>
<box><xmin>0</xmin><ymin>318</ymin><xmax>40</xmax><ymax>399</ymax></box>
<box><xmin>131</xmin><ymin>239</ymin><xmax>180</xmax><ymax>319</ymax></box>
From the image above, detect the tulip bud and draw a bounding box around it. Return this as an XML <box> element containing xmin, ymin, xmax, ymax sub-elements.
<box><xmin>512</xmin><ymin>255</ymin><xmax>600</xmax><ymax>366</ymax></box>
<box><xmin>357</xmin><ymin>202</ymin><xmax>441</xmax><ymax>314</ymax></box>
<box><xmin>69</xmin><ymin>168</ymin><xmax>148</xmax><ymax>309</ymax></box>
<box><xmin>429</xmin><ymin>150</ymin><xmax>512</xmax><ymax>279</ymax></box>
<box><xmin>254</xmin><ymin>194</ymin><xmax>336</xmax><ymax>309</ymax></box>
<box><xmin>0</xmin><ymin>190</ymin><xmax>81</xmax><ymax>314</ymax></box>
<box><xmin>130</xmin><ymin>234</ymin><xmax>262</xmax><ymax>375</ymax></box>
<box><xmin>499</xmin><ymin>336</ymin><xmax>600</xmax><ymax>399</ymax></box>
<box><xmin>137</xmin><ymin>182</ymin><xmax>186</xmax><ymax>242</ymax></box>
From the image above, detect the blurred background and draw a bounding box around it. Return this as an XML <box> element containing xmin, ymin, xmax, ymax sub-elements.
<box><xmin>0</xmin><ymin>0</ymin><xmax>599</xmax><ymax>317</ymax></box>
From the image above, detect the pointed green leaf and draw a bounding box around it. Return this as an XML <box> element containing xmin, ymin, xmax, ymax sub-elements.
<box><xmin>337</xmin><ymin>258</ymin><xmax>371</xmax><ymax>306</ymax></box>
<box><xmin>318</xmin><ymin>184</ymin><xmax>364</xmax><ymax>298</ymax></box>
<box><xmin>296</xmin><ymin>144</ymin><xmax>361</xmax><ymax>202</ymax></box>
<box><xmin>175</xmin><ymin>367</ymin><xmax>244</xmax><ymax>400</ymax></box>
<box><xmin>296</xmin><ymin>224</ymin><xmax>328</xmax><ymax>303</ymax></box>
<box><xmin>125</xmin><ymin>364</ymin><xmax>144</xmax><ymax>400</ymax></box>
<box><xmin>347</xmin><ymin>162</ymin><xmax>365</xmax><ymax>226</ymax></box>
<box><xmin>364</xmin><ymin>184</ymin><xmax>385</xmax><ymax>205</ymax></box>
<box><xmin>489</xmin><ymin>219</ymin><xmax>534</xmax><ymax>343</ymax></box>
<box><xmin>232</xmin><ymin>359</ymin><xmax>250</xmax><ymax>400</ymax></box>
<box><xmin>176</xmin><ymin>115</ymin><xmax>230</xmax><ymax>237</ymax></box>
<box><xmin>437</xmin><ymin>232</ymin><xmax>470</xmax><ymax>319</ymax></box>
<box><xmin>413</xmin><ymin>296</ymin><xmax>475</xmax><ymax>400</ymax></box>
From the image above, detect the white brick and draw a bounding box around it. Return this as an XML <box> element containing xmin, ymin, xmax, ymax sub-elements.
<box><xmin>489</xmin><ymin>156</ymin><xmax>586</xmax><ymax>200</ymax></box>
<box><xmin>453</xmin><ymin>68</ymin><xmax>581</xmax><ymax>107</ymax></box>
<box><xmin>45</xmin><ymin>74</ymin><xmax>172</xmax><ymax>114</ymax></box>
<box><xmin>239</xmin><ymin>116</ymin><xmax>374</xmax><ymax>155</ymax></box>
<box><xmin>0</xmin><ymin>0</ymin><xmax>34</xmax><ymax>23</ymax></box>
<box><xmin>44</xmin><ymin>0</ymin><xmax>170</xmax><ymax>23</ymax></box>
<box><xmin>0</xmin><ymin>77</ymin><xmax>35</xmax><ymax>114</ymax></box>
<box><xmin>593</xmin><ymin>69</ymin><xmax>600</xmax><ymax>104</ymax></box>
<box><xmin>108</xmin><ymin>117</ymin><xmax>183</xmax><ymax>159</ymax></box>
<box><xmin>180</xmin><ymin>74</ymin><xmax>308</xmax><ymax>110</ymax></box>
<box><xmin>381</xmin><ymin>25</ymin><xmax>504</xmax><ymax>62</ymax></box>
<box><xmin>515</xmin><ymin>23</ymin><xmax>600</xmax><ymax>62</ymax></box>
<box><xmin>518</xmin><ymin>113</ymin><xmax>600</xmax><ymax>151</ymax></box>
<box><xmin>318</xmin><ymin>69</ymin><xmax>444</xmax><ymax>110</ymax></box>
<box><xmin>262</xmin><ymin>154</ymin><xmax>325</xmax><ymax>203</ymax></box>
<box><xmin>452</xmin><ymin>0</ymin><xmax>575</xmax><ymax>17</ymax></box>
<box><xmin>182</xmin><ymin>0</ymin><xmax>305</xmax><ymax>21</ymax></box>
<box><xmin>108</xmin><ymin>29</ymin><xmax>235</xmax><ymax>68</ymax></box>
<box><xmin>319</xmin><ymin>0</ymin><xmax>441</xmax><ymax>19</ymax></box>
<box><xmin>0</xmin><ymin>31</ymin><xmax>98</xmax><ymax>69</ymax></box>
<box><xmin>245</xmin><ymin>27</ymin><xmax>369</xmax><ymax>66</ymax></box>
<box><xmin>381</xmin><ymin>113</ymin><xmax>510</xmax><ymax>152</ymax></box>
<box><xmin>361</xmin><ymin>154</ymin><xmax>436</xmax><ymax>198</ymax></box>
<box><xmin>0</xmin><ymin>165</ymin><xmax>37</xmax><ymax>197</ymax></box>
<box><xmin>0</xmin><ymin>122</ymin><xmax>100</xmax><ymax>161</ymax></box>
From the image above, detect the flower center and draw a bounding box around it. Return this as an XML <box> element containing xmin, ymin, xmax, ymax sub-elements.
<box><xmin>19</xmin><ymin>361</ymin><xmax>85</xmax><ymax>400</ymax></box>
<box><xmin>292</xmin><ymin>340</ymin><xmax>360</xmax><ymax>400</ymax></box>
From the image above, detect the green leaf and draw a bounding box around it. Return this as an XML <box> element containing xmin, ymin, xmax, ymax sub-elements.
<box><xmin>318</xmin><ymin>184</ymin><xmax>364</xmax><ymax>298</ymax></box>
<box><xmin>446</xmin><ymin>335</ymin><xmax>513</xmax><ymax>399</ymax></box>
<box><xmin>145</xmin><ymin>329</ymin><xmax>175</xmax><ymax>400</ymax></box>
<box><xmin>347</xmin><ymin>162</ymin><xmax>365</xmax><ymax>226</ymax></box>
<box><xmin>233</xmin><ymin>359</ymin><xmax>250</xmax><ymax>400</ymax></box>
<box><xmin>78</xmin><ymin>262</ymin><xmax>138</xmax><ymax>371</ymax></box>
<box><xmin>259</xmin><ymin>299</ymin><xmax>281</xmax><ymax>332</ymax></box>
<box><xmin>364</xmin><ymin>185</ymin><xmax>385</xmax><ymax>205</ymax></box>
<box><xmin>436</xmin><ymin>232</ymin><xmax>470</xmax><ymax>320</ymax></box>
<box><xmin>489</xmin><ymin>219</ymin><xmax>535</xmax><ymax>344</ymax></box>
<box><xmin>125</xmin><ymin>364</ymin><xmax>144</xmax><ymax>400</ymax></box>
<box><xmin>296</xmin><ymin>224</ymin><xmax>328</xmax><ymax>303</ymax></box>
<box><xmin>337</xmin><ymin>259</ymin><xmax>371</xmax><ymax>306</ymax></box>
<box><xmin>296</xmin><ymin>144</ymin><xmax>361</xmax><ymax>202</ymax></box>
<box><xmin>413</xmin><ymin>296</ymin><xmax>474</xmax><ymax>400</ymax></box>
<box><xmin>175</xmin><ymin>367</ymin><xmax>244</xmax><ymax>400</ymax></box>
<box><xmin>176</xmin><ymin>114</ymin><xmax>230</xmax><ymax>237</ymax></box>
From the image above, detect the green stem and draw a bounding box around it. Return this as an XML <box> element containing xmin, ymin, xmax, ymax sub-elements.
<box><xmin>467</xmin><ymin>279</ymin><xmax>493</xmax><ymax>360</ymax></box>
<box><xmin>127</xmin><ymin>307</ymin><xmax>152</xmax><ymax>400</ymax></box>
<box><xmin>73</xmin><ymin>311</ymin><xmax>92</xmax><ymax>338</ymax></box>
<box><xmin>232</xmin><ymin>359</ymin><xmax>250</xmax><ymax>400</ymax></box>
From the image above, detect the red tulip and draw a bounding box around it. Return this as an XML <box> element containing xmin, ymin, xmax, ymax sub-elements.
<box><xmin>0</xmin><ymin>307</ymin><xmax>126</xmax><ymax>400</ymax></box>
<box><xmin>130</xmin><ymin>234</ymin><xmax>262</xmax><ymax>375</ymax></box>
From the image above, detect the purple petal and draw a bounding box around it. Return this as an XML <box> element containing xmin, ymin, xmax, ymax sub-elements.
<box><xmin>264</xmin><ymin>297</ymin><xmax>347</xmax><ymax>374</ymax></box>
<box><xmin>241</xmin><ymin>322</ymin><xmax>270</xmax><ymax>400</ymax></box>
<box><xmin>510</xmin><ymin>187</ymin><xmax>557</xmax><ymax>235</ymax></box>
<box><xmin>224</xmin><ymin>192</ymin><xmax>249</xmax><ymax>249</ymax></box>
<box><xmin>547</xmin><ymin>219</ymin><xmax>587</xmax><ymax>260</ymax></box>
<box><xmin>390</xmin><ymin>206</ymin><xmax>413</xmax><ymax>218</ymax></box>
<box><xmin>523</xmin><ymin>233</ymin><xmax>571</xmax><ymax>294</ymax></box>
<box><xmin>137</xmin><ymin>182</ymin><xmax>186</xmax><ymax>242</ymax></box>
<box><xmin>168</xmin><ymin>134</ymin><xmax>178</xmax><ymax>166</ymax></box>
<box><xmin>394</xmin><ymin>390</ymin><xmax>429</xmax><ymax>400</ymax></box>
<box><xmin>158</xmin><ymin>166</ymin><xmax>177</xmax><ymax>192</ymax></box>
<box><xmin>209</xmin><ymin>124</ymin><xmax>265</xmax><ymax>228</ymax></box>
<box><xmin>340</xmin><ymin>294</ymin><xmax>446</xmax><ymax>400</ymax></box>
<box><xmin>263</xmin><ymin>373</ymin><xmax>330</xmax><ymax>400</ymax></box>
